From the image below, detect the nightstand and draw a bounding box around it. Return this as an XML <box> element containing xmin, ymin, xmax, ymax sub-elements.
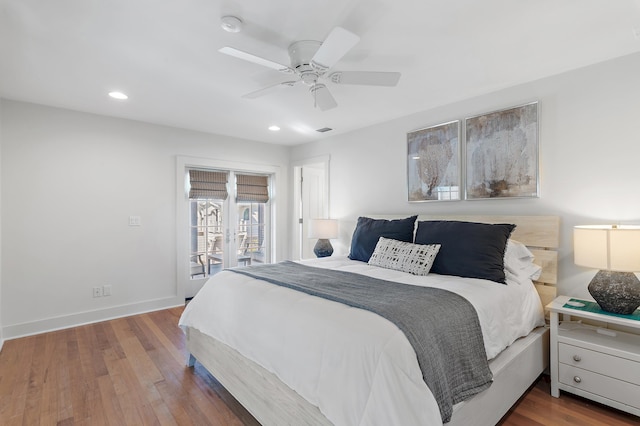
<box><xmin>547</xmin><ymin>295</ymin><xmax>640</xmax><ymax>417</ymax></box>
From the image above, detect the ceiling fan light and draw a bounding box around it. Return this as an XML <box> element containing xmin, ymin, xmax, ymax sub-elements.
<box><xmin>310</xmin><ymin>84</ymin><xmax>337</xmax><ymax>111</ymax></box>
<box><xmin>221</xmin><ymin>16</ymin><xmax>243</xmax><ymax>33</ymax></box>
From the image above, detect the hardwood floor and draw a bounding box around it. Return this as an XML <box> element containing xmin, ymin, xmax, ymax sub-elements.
<box><xmin>498</xmin><ymin>377</ymin><xmax>638</xmax><ymax>425</ymax></box>
<box><xmin>0</xmin><ymin>306</ymin><xmax>637</xmax><ymax>425</ymax></box>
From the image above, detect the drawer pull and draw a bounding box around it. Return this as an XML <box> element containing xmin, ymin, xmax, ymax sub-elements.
<box><xmin>573</xmin><ymin>376</ymin><xmax>582</xmax><ymax>384</ymax></box>
<box><xmin>572</xmin><ymin>355</ymin><xmax>581</xmax><ymax>362</ymax></box>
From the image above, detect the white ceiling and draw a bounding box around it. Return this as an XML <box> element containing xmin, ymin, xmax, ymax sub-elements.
<box><xmin>2</xmin><ymin>0</ymin><xmax>640</xmax><ymax>146</ymax></box>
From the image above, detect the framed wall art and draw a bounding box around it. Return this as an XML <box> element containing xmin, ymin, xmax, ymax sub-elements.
<box><xmin>407</xmin><ymin>120</ymin><xmax>460</xmax><ymax>202</ymax></box>
<box><xmin>465</xmin><ymin>102</ymin><xmax>538</xmax><ymax>199</ymax></box>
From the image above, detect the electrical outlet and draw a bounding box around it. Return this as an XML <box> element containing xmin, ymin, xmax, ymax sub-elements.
<box><xmin>103</xmin><ymin>285</ymin><xmax>112</xmax><ymax>296</ymax></box>
<box><xmin>93</xmin><ymin>287</ymin><xmax>103</xmax><ymax>297</ymax></box>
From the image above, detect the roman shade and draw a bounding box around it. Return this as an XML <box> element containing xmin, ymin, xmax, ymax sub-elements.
<box><xmin>188</xmin><ymin>170</ymin><xmax>229</xmax><ymax>200</ymax></box>
<box><xmin>236</xmin><ymin>174</ymin><xmax>269</xmax><ymax>203</ymax></box>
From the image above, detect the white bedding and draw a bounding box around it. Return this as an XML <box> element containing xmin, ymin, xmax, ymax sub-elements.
<box><xmin>179</xmin><ymin>256</ymin><xmax>544</xmax><ymax>425</ymax></box>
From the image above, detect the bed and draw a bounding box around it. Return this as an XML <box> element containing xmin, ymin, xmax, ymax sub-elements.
<box><xmin>179</xmin><ymin>215</ymin><xmax>559</xmax><ymax>425</ymax></box>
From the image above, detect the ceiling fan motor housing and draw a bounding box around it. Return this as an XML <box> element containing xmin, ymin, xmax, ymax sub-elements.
<box><xmin>288</xmin><ymin>40</ymin><xmax>326</xmax><ymax>85</ymax></box>
<box><xmin>288</xmin><ymin>40</ymin><xmax>322</xmax><ymax>68</ymax></box>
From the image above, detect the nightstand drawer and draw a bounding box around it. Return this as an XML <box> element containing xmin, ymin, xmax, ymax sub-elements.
<box><xmin>559</xmin><ymin>364</ymin><xmax>640</xmax><ymax>409</ymax></box>
<box><xmin>559</xmin><ymin>343</ymin><xmax>640</xmax><ymax>383</ymax></box>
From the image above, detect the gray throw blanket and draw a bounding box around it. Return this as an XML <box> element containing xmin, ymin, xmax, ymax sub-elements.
<box><xmin>229</xmin><ymin>261</ymin><xmax>492</xmax><ymax>422</ymax></box>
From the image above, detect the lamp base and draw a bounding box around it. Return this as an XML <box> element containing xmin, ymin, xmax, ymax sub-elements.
<box><xmin>313</xmin><ymin>239</ymin><xmax>334</xmax><ymax>258</ymax></box>
<box><xmin>588</xmin><ymin>270</ymin><xmax>640</xmax><ymax>315</ymax></box>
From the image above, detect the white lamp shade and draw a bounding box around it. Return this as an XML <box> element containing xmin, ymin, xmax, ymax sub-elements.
<box><xmin>574</xmin><ymin>225</ymin><xmax>640</xmax><ymax>272</ymax></box>
<box><xmin>308</xmin><ymin>219</ymin><xmax>338</xmax><ymax>239</ymax></box>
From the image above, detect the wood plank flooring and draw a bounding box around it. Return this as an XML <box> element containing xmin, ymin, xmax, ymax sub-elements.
<box><xmin>0</xmin><ymin>306</ymin><xmax>638</xmax><ymax>425</ymax></box>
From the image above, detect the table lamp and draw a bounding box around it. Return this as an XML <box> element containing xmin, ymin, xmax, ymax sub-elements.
<box><xmin>308</xmin><ymin>219</ymin><xmax>339</xmax><ymax>258</ymax></box>
<box><xmin>574</xmin><ymin>225</ymin><xmax>640</xmax><ymax>314</ymax></box>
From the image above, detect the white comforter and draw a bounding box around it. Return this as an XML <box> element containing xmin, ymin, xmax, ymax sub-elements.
<box><xmin>179</xmin><ymin>257</ymin><xmax>544</xmax><ymax>425</ymax></box>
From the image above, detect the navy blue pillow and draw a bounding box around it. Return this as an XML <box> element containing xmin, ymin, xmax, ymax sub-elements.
<box><xmin>414</xmin><ymin>220</ymin><xmax>515</xmax><ymax>283</ymax></box>
<box><xmin>348</xmin><ymin>216</ymin><xmax>418</xmax><ymax>262</ymax></box>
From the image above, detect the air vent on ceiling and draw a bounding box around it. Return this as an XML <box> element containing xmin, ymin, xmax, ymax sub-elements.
<box><xmin>316</xmin><ymin>127</ymin><xmax>333</xmax><ymax>133</ymax></box>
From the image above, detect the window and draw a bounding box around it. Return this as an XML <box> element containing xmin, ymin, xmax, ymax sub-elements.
<box><xmin>236</xmin><ymin>174</ymin><xmax>269</xmax><ymax>266</ymax></box>
<box><xmin>435</xmin><ymin>185</ymin><xmax>459</xmax><ymax>200</ymax></box>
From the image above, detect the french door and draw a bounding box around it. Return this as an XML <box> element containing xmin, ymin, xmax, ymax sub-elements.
<box><xmin>189</xmin><ymin>196</ymin><xmax>269</xmax><ymax>278</ymax></box>
<box><xmin>180</xmin><ymin>163</ymin><xmax>272</xmax><ymax>299</ymax></box>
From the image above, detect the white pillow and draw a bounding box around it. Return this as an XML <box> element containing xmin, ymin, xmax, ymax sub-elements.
<box><xmin>368</xmin><ymin>237</ymin><xmax>440</xmax><ymax>276</ymax></box>
<box><xmin>504</xmin><ymin>239</ymin><xmax>542</xmax><ymax>282</ymax></box>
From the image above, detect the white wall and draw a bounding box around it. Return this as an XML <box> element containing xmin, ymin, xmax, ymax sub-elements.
<box><xmin>0</xmin><ymin>100</ymin><xmax>3</xmax><ymax>350</ymax></box>
<box><xmin>0</xmin><ymin>100</ymin><xmax>290</xmax><ymax>338</ymax></box>
<box><xmin>291</xmin><ymin>51</ymin><xmax>640</xmax><ymax>300</ymax></box>
<box><xmin>2</xmin><ymin>51</ymin><xmax>639</xmax><ymax>339</ymax></box>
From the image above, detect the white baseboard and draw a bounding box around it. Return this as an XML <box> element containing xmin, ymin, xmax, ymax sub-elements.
<box><xmin>1</xmin><ymin>296</ymin><xmax>184</xmax><ymax>340</ymax></box>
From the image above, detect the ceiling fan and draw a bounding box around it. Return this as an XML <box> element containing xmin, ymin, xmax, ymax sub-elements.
<box><xmin>219</xmin><ymin>27</ymin><xmax>401</xmax><ymax>111</ymax></box>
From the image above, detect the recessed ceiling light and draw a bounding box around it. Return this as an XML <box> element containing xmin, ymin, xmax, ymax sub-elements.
<box><xmin>221</xmin><ymin>16</ymin><xmax>243</xmax><ymax>33</ymax></box>
<box><xmin>268</xmin><ymin>125</ymin><xmax>280</xmax><ymax>131</ymax></box>
<box><xmin>108</xmin><ymin>91</ymin><xmax>128</xmax><ymax>100</ymax></box>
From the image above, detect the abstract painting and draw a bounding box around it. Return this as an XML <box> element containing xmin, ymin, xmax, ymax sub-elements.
<box><xmin>407</xmin><ymin>120</ymin><xmax>460</xmax><ymax>202</ymax></box>
<box><xmin>465</xmin><ymin>102</ymin><xmax>538</xmax><ymax>199</ymax></box>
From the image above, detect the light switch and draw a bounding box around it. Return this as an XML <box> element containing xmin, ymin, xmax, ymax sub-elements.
<box><xmin>129</xmin><ymin>216</ymin><xmax>141</xmax><ymax>226</ymax></box>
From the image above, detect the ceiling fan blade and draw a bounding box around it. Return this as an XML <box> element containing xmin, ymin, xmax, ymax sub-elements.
<box><xmin>310</xmin><ymin>84</ymin><xmax>337</xmax><ymax>111</ymax></box>
<box><xmin>242</xmin><ymin>81</ymin><xmax>298</xmax><ymax>99</ymax></box>
<box><xmin>311</xmin><ymin>27</ymin><xmax>360</xmax><ymax>73</ymax></box>
<box><xmin>219</xmin><ymin>47</ymin><xmax>293</xmax><ymax>73</ymax></box>
<box><xmin>329</xmin><ymin>71</ymin><xmax>401</xmax><ymax>86</ymax></box>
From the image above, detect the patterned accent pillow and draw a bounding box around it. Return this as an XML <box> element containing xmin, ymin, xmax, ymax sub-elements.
<box><xmin>368</xmin><ymin>237</ymin><xmax>441</xmax><ymax>276</ymax></box>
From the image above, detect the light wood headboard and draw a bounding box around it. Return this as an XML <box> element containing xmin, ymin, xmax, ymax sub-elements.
<box><xmin>359</xmin><ymin>215</ymin><xmax>560</xmax><ymax>307</ymax></box>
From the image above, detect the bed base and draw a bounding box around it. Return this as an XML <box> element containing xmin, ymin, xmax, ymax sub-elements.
<box><xmin>187</xmin><ymin>327</ymin><xmax>331</xmax><ymax>425</ymax></box>
<box><xmin>186</xmin><ymin>326</ymin><xmax>549</xmax><ymax>425</ymax></box>
<box><xmin>449</xmin><ymin>326</ymin><xmax>549</xmax><ymax>425</ymax></box>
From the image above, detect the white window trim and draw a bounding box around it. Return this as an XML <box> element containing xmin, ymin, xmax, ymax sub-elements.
<box><xmin>176</xmin><ymin>156</ymin><xmax>283</xmax><ymax>300</ymax></box>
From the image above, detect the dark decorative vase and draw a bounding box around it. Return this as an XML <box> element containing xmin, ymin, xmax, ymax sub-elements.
<box><xmin>313</xmin><ymin>239</ymin><xmax>334</xmax><ymax>258</ymax></box>
<box><xmin>588</xmin><ymin>270</ymin><xmax>640</xmax><ymax>315</ymax></box>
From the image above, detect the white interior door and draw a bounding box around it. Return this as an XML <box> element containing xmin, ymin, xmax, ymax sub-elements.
<box><xmin>299</xmin><ymin>162</ymin><xmax>328</xmax><ymax>259</ymax></box>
